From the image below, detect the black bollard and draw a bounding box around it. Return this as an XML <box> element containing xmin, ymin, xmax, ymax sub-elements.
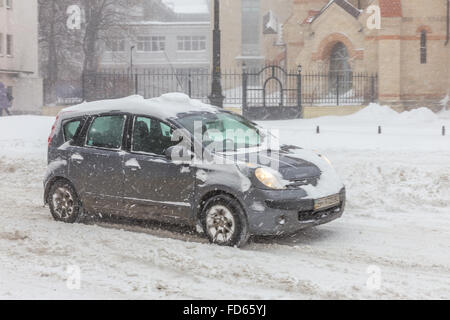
<box><xmin>378</xmin><ymin>126</ymin><xmax>382</xmax><ymax>134</ymax></box>
<box><xmin>316</xmin><ymin>126</ymin><xmax>320</xmax><ymax>134</ymax></box>
<box><xmin>443</xmin><ymin>126</ymin><xmax>446</xmax><ymax>136</ymax></box>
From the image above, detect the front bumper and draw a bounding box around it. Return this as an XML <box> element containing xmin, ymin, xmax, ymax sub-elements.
<box><xmin>243</xmin><ymin>187</ymin><xmax>346</xmax><ymax>236</ymax></box>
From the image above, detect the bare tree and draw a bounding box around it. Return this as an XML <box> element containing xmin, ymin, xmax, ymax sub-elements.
<box><xmin>77</xmin><ymin>0</ymin><xmax>142</xmax><ymax>74</ymax></box>
<box><xmin>39</xmin><ymin>0</ymin><xmax>74</xmax><ymax>103</ymax></box>
<box><xmin>78</xmin><ymin>0</ymin><xmax>175</xmax><ymax>73</ymax></box>
<box><xmin>39</xmin><ymin>0</ymin><xmax>172</xmax><ymax>103</ymax></box>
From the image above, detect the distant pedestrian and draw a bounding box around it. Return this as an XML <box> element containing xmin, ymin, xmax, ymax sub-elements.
<box><xmin>0</xmin><ymin>82</ymin><xmax>12</xmax><ymax>116</ymax></box>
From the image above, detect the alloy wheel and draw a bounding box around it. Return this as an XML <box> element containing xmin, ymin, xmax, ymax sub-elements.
<box><xmin>205</xmin><ymin>205</ymin><xmax>236</xmax><ymax>244</ymax></box>
<box><xmin>51</xmin><ymin>187</ymin><xmax>75</xmax><ymax>219</ymax></box>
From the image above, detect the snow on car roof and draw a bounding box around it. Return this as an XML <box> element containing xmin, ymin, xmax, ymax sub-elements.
<box><xmin>60</xmin><ymin>93</ymin><xmax>220</xmax><ymax>120</ymax></box>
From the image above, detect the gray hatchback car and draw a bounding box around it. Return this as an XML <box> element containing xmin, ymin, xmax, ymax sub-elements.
<box><xmin>44</xmin><ymin>94</ymin><xmax>345</xmax><ymax>247</ymax></box>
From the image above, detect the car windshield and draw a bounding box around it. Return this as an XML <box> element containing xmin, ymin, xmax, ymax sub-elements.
<box><xmin>177</xmin><ymin>112</ymin><xmax>264</xmax><ymax>152</ymax></box>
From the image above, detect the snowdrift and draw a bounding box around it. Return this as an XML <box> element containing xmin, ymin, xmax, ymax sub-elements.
<box><xmin>0</xmin><ymin>115</ymin><xmax>54</xmax><ymax>159</ymax></box>
<box><xmin>0</xmin><ymin>100</ymin><xmax>448</xmax><ymax>214</ymax></box>
<box><xmin>0</xmin><ymin>99</ymin><xmax>449</xmax><ymax>299</ymax></box>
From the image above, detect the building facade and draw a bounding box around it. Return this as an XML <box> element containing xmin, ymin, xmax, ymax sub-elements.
<box><xmin>99</xmin><ymin>4</ymin><xmax>211</xmax><ymax>72</ymax></box>
<box><xmin>219</xmin><ymin>0</ymin><xmax>450</xmax><ymax>110</ymax></box>
<box><xmin>0</xmin><ymin>0</ymin><xmax>43</xmax><ymax>114</ymax></box>
<box><xmin>100</xmin><ymin>21</ymin><xmax>211</xmax><ymax>72</ymax></box>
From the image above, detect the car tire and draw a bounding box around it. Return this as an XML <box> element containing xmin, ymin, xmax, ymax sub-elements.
<box><xmin>48</xmin><ymin>180</ymin><xmax>83</xmax><ymax>224</ymax></box>
<box><xmin>201</xmin><ymin>194</ymin><xmax>250</xmax><ymax>248</ymax></box>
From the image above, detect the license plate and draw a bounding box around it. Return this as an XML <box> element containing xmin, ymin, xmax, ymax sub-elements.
<box><xmin>314</xmin><ymin>194</ymin><xmax>340</xmax><ymax>211</ymax></box>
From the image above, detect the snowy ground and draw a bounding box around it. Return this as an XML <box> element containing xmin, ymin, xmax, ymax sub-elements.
<box><xmin>0</xmin><ymin>104</ymin><xmax>449</xmax><ymax>299</ymax></box>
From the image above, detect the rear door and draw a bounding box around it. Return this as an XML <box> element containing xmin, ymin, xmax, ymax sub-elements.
<box><xmin>68</xmin><ymin>114</ymin><xmax>128</xmax><ymax>213</ymax></box>
<box><xmin>122</xmin><ymin>115</ymin><xmax>195</xmax><ymax>224</ymax></box>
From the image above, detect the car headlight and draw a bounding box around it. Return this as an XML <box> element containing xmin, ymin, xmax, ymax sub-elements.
<box><xmin>255</xmin><ymin>168</ymin><xmax>285</xmax><ymax>189</ymax></box>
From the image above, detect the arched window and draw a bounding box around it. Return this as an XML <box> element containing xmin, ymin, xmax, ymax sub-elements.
<box><xmin>420</xmin><ymin>30</ymin><xmax>427</xmax><ymax>64</ymax></box>
<box><xmin>329</xmin><ymin>42</ymin><xmax>353</xmax><ymax>94</ymax></box>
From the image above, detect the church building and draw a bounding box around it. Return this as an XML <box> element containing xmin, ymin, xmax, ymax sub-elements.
<box><xmin>219</xmin><ymin>0</ymin><xmax>450</xmax><ymax>110</ymax></box>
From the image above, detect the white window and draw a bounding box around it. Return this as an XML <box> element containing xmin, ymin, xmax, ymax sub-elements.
<box><xmin>242</xmin><ymin>0</ymin><xmax>260</xmax><ymax>55</ymax></box>
<box><xmin>177</xmin><ymin>36</ymin><xmax>206</xmax><ymax>51</ymax></box>
<box><xmin>137</xmin><ymin>36</ymin><xmax>165</xmax><ymax>52</ymax></box>
<box><xmin>105</xmin><ymin>38</ymin><xmax>125</xmax><ymax>52</ymax></box>
<box><xmin>6</xmin><ymin>34</ymin><xmax>13</xmax><ymax>56</ymax></box>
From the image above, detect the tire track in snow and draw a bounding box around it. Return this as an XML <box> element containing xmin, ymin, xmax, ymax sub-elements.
<box><xmin>0</xmin><ymin>156</ymin><xmax>449</xmax><ymax>299</ymax></box>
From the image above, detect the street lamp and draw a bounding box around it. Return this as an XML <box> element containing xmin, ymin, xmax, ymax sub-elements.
<box><xmin>130</xmin><ymin>45</ymin><xmax>135</xmax><ymax>73</ymax></box>
<box><xmin>209</xmin><ymin>0</ymin><xmax>225</xmax><ymax>108</ymax></box>
<box><xmin>297</xmin><ymin>64</ymin><xmax>303</xmax><ymax>118</ymax></box>
<box><xmin>242</xmin><ymin>62</ymin><xmax>248</xmax><ymax>73</ymax></box>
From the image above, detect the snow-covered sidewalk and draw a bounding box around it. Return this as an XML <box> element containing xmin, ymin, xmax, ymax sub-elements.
<box><xmin>0</xmin><ymin>104</ymin><xmax>449</xmax><ymax>299</ymax></box>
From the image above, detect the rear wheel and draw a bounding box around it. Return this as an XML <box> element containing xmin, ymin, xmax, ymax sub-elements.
<box><xmin>48</xmin><ymin>180</ymin><xmax>83</xmax><ymax>223</ymax></box>
<box><xmin>201</xmin><ymin>194</ymin><xmax>249</xmax><ymax>248</ymax></box>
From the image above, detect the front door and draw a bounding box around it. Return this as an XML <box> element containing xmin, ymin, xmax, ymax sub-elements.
<box><xmin>68</xmin><ymin>114</ymin><xmax>127</xmax><ymax>213</ymax></box>
<box><xmin>122</xmin><ymin>116</ymin><xmax>195</xmax><ymax>224</ymax></box>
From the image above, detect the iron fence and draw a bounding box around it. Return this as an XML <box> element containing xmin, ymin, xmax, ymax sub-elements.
<box><xmin>302</xmin><ymin>72</ymin><xmax>378</xmax><ymax>106</ymax></box>
<box><xmin>80</xmin><ymin>68</ymin><xmax>378</xmax><ymax>108</ymax></box>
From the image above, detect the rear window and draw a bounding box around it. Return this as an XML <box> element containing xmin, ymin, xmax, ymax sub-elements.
<box><xmin>86</xmin><ymin>115</ymin><xmax>126</xmax><ymax>150</ymax></box>
<box><xmin>63</xmin><ymin>119</ymin><xmax>82</xmax><ymax>142</ymax></box>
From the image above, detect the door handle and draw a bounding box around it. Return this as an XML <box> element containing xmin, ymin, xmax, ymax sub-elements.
<box><xmin>125</xmin><ymin>159</ymin><xmax>141</xmax><ymax>171</ymax></box>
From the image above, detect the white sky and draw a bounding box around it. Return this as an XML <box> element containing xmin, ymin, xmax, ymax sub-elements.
<box><xmin>162</xmin><ymin>0</ymin><xmax>209</xmax><ymax>14</ymax></box>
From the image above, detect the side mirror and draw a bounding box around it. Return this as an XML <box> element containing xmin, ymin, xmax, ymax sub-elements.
<box><xmin>165</xmin><ymin>145</ymin><xmax>194</xmax><ymax>162</ymax></box>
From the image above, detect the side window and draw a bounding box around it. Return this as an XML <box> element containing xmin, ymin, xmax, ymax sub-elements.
<box><xmin>63</xmin><ymin>119</ymin><xmax>81</xmax><ymax>142</ymax></box>
<box><xmin>160</xmin><ymin>122</ymin><xmax>172</xmax><ymax>137</ymax></box>
<box><xmin>132</xmin><ymin>116</ymin><xmax>176</xmax><ymax>155</ymax></box>
<box><xmin>132</xmin><ymin>116</ymin><xmax>152</xmax><ymax>153</ymax></box>
<box><xmin>86</xmin><ymin>115</ymin><xmax>126</xmax><ymax>149</ymax></box>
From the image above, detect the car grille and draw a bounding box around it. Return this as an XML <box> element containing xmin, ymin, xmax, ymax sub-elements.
<box><xmin>298</xmin><ymin>205</ymin><xmax>341</xmax><ymax>222</ymax></box>
<box><xmin>285</xmin><ymin>177</ymin><xmax>318</xmax><ymax>189</ymax></box>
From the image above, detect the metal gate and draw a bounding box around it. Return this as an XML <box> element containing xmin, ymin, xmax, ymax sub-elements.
<box><xmin>242</xmin><ymin>65</ymin><xmax>302</xmax><ymax>120</ymax></box>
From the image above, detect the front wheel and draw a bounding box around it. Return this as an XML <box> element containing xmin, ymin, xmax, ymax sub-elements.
<box><xmin>201</xmin><ymin>194</ymin><xmax>250</xmax><ymax>248</ymax></box>
<box><xmin>48</xmin><ymin>180</ymin><xmax>83</xmax><ymax>223</ymax></box>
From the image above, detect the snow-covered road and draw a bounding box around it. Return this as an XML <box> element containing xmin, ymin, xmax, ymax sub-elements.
<box><xmin>0</xmin><ymin>105</ymin><xmax>449</xmax><ymax>299</ymax></box>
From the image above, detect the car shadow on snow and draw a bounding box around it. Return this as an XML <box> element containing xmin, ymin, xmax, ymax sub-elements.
<box><xmin>78</xmin><ymin>214</ymin><xmax>338</xmax><ymax>248</ymax></box>
<box><xmin>79</xmin><ymin>214</ymin><xmax>209</xmax><ymax>244</ymax></box>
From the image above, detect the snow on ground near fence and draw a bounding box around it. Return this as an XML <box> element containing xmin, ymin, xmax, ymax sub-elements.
<box><xmin>0</xmin><ymin>103</ymin><xmax>449</xmax><ymax>299</ymax></box>
<box><xmin>261</xmin><ymin>104</ymin><xmax>450</xmax><ymax>152</ymax></box>
<box><xmin>259</xmin><ymin>104</ymin><xmax>450</xmax><ymax>215</ymax></box>
<box><xmin>0</xmin><ymin>115</ymin><xmax>54</xmax><ymax>160</ymax></box>
<box><xmin>0</xmin><ymin>103</ymin><xmax>448</xmax><ymax>156</ymax></box>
